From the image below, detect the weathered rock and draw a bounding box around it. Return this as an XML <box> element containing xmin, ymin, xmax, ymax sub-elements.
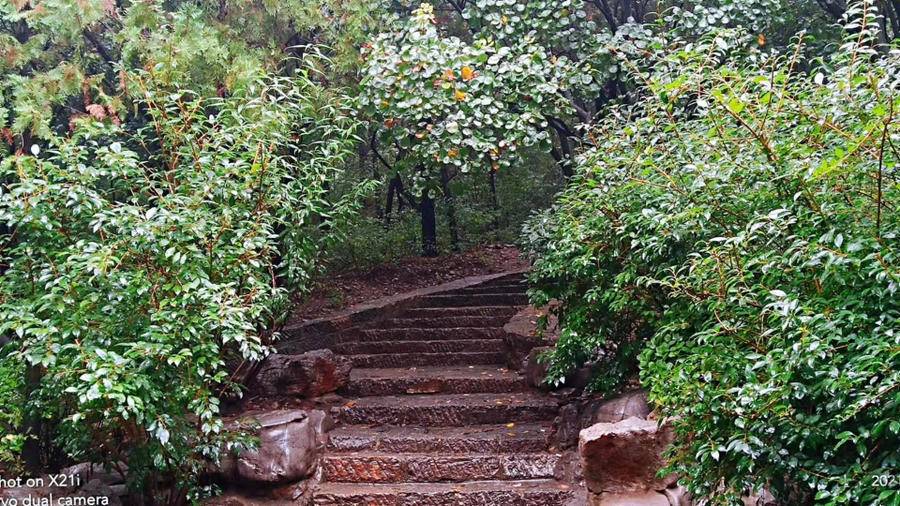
<box><xmin>554</xmin><ymin>390</ymin><xmax>653</xmax><ymax>450</ymax></box>
<box><xmin>504</xmin><ymin>332</ymin><xmax>547</xmax><ymax>370</ymax></box>
<box><xmin>525</xmin><ymin>346</ymin><xmax>551</xmax><ymax>389</ymax></box>
<box><xmin>552</xmin><ymin>403</ymin><xmax>582</xmax><ymax>449</ymax></box>
<box><xmin>72</xmin><ymin>479</ymin><xmax>124</xmax><ymax>506</ymax></box>
<box><xmin>0</xmin><ymin>486</ymin><xmax>55</xmax><ymax>501</ymax></box>
<box><xmin>589</xmin><ymin>491</ymin><xmax>671</xmax><ymax>506</ymax></box>
<box><xmin>742</xmin><ymin>488</ymin><xmax>777</xmax><ymax>506</ymax></box>
<box><xmin>502</xmin><ymin>304</ymin><xmax>558</xmax><ymax>370</ymax></box>
<box><xmin>251</xmin><ymin>350</ymin><xmax>351</xmax><ymax>398</ymax></box>
<box><xmin>206</xmin><ymin>477</ymin><xmax>318</xmax><ymax>505</ymax></box>
<box><xmin>225</xmin><ymin>409</ymin><xmax>330</xmax><ymax>485</ymax></box>
<box><xmin>59</xmin><ymin>462</ymin><xmax>127</xmax><ymax>487</ymax></box>
<box><xmin>579</xmin><ymin>417</ymin><xmax>676</xmax><ymax>494</ymax></box>
<box><xmin>662</xmin><ymin>485</ymin><xmax>692</xmax><ymax>506</ymax></box>
<box><xmin>589</xmin><ymin>390</ymin><xmax>651</xmax><ymax>424</ymax></box>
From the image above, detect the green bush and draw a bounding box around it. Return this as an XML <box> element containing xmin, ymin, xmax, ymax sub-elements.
<box><xmin>0</xmin><ymin>349</ymin><xmax>24</xmax><ymax>472</ymax></box>
<box><xmin>0</xmin><ymin>69</ymin><xmax>366</xmax><ymax>501</ymax></box>
<box><xmin>523</xmin><ymin>5</ymin><xmax>899</xmax><ymax>504</ymax></box>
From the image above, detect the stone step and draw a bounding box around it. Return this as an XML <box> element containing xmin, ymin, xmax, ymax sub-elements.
<box><xmin>322</xmin><ymin>452</ymin><xmax>562</xmax><ymax>483</ymax></box>
<box><xmin>336</xmin><ymin>339</ymin><xmax>504</xmax><ymax>356</ymax></box>
<box><xmin>348</xmin><ymin>352</ymin><xmax>504</xmax><ymax>368</ymax></box>
<box><xmin>349</xmin><ymin>327</ymin><xmax>509</xmax><ymax>343</ymax></box>
<box><xmin>400</xmin><ymin>306</ymin><xmax>521</xmax><ymax>318</ymax></box>
<box><xmin>452</xmin><ymin>284</ymin><xmax>528</xmax><ymax>295</ymax></box>
<box><xmin>313</xmin><ymin>479</ymin><xmax>575</xmax><ymax>505</ymax></box>
<box><xmin>344</xmin><ymin>366</ymin><xmax>527</xmax><ymax>396</ymax></box>
<box><xmin>375</xmin><ymin>316</ymin><xmax>510</xmax><ymax>329</ymax></box>
<box><xmin>327</xmin><ymin>423</ymin><xmax>551</xmax><ymax>454</ymax></box>
<box><xmin>481</xmin><ymin>274</ymin><xmax>526</xmax><ymax>285</ymax></box>
<box><xmin>337</xmin><ymin>392</ymin><xmax>559</xmax><ymax>426</ymax></box>
<box><xmin>415</xmin><ymin>293</ymin><xmax>528</xmax><ymax>308</ymax></box>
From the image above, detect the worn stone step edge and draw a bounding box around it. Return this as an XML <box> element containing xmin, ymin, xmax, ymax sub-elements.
<box><xmin>335</xmin><ymin>339</ymin><xmax>505</xmax><ymax>355</ymax></box>
<box><xmin>344</xmin><ymin>366</ymin><xmax>527</xmax><ymax>396</ymax></box>
<box><xmin>345</xmin><ymin>327</ymin><xmax>509</xmax><ymax>342</ymax></box>
<box><xmin>400</xmin><ymin>306</ymin><xmax>522</xmax><ymax>318</ymax></box>
<box><xmin>337</xmin><ymin>393</ymin><xmax>559</xmax><ymax>426</ymax></box>
<box><xmin>451</xmin><ymin>285</ymin><xmax>528</xmax><ymax>295</ymax></box>
<box><xmin>415</xmin><ymin>293</ymin><xmax>529</xmax><ymax>308</ymax></box>
<box><xmin>313</xmin><ymin>479</ymin><xmax>575</xmax><ymax>506</ymax></box>
<box><xmin>374</xmin><ymin>316</ymin><xmax>510</xmax><ymax>329</ymax></box>
<box><xmin>321</xmin><ymin>452</ymin><xmax>562</xmax><ymax>483</ymax></box>
<box><xmin>327</xmin><ymin>423</ymin><xmax>551</xmax><ymax>454</ymax></box>
<box><xmin>348</xmin><ymin>352</ymin><xmax>505</xmax><ymax>369</ymax></box>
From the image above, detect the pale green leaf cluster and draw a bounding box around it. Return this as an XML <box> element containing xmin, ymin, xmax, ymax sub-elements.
<box><xmin>361</xmin><ymin>4</ymin><xmax>571</xmax><ymax>184</ymax></box>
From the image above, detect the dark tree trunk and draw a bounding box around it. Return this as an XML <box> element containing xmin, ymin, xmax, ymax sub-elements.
<box><xmin>21</xmin><ymin>364</ymin><xmax>44</xmax><ymax>473</ymax></box>
<box><xmin>440</xmin><ymin>166</ymin><xmax>460</xmax><ymax>252</ymax></box>
<box><xmin>548</xmin><ymin>121</ymin><xmax>575</xmax><ymax>178</ymax></box>
<box><xmin>489</xmin><ymin>169</ymin><xmax>501</xmax><ymax>236</ymax></box>
<box><xmin>420</xmin><ymin>190</ymin><xmax>438</xmax><ymax>257</ymax></box>
<box><xmin>384</xmin><ymin>174</ymin><xmax>399</xmax><ymax>226</ymax></box>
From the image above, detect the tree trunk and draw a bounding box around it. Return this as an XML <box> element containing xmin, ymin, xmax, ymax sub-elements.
<box><xmin>440</xmin><ymin>166</ymin><xmax>460</xmax><ymax>252</ymax></box>
<box><xmin>21</xmin><ymin>364</ymin><xmax>44</xmax><ymax>473</ymax></box>
<box><xmin>384</xmin><ymin>174</ymin><xmax>399</xmax><ymax>226</ymax></box>
<box><xmin>489</xmin><ymin>169</ymin><xmax>501</xmax><ymax>236</ymax></box>
<box><xmin>420</xmin><ymin>190</ymin><xmax>438</xmax><ymax>257</ymax></box>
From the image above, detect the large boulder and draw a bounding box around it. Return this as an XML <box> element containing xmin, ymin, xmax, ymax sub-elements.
<box><xmin>553</xmin><ymin>390</ymin><xmax>652</xmax><ymax>450</ymax></box>
<box><xmin>251</xmin><ymin>350</ymin><xmax>351</xmax><ymax>398</ymax></box>
<box><xmin>59</xmin><ymin>462</ymin><xmax>128</xmax><ymax>488</ymax></box>
<box><xmin>221</xmin><ymin>409</ymin><xmax>331</xmax><ymax>485</ymax></box>
<box><xmin>502</xmin><ymin>305</ymin><xmax>556</xmax><ymax>370</ymax></box>
<box><xmin>524</xmin><ymin>346</ymin><xmax>551</xmax><ymax>389</ymax></box>
<box><xmin>579</xmin><ymin>417</ymin><xmax>676</xmax><ymax>495</ymax></box>
<box><xmin>589</xmin><ymin>390</ymin><xmax>651</xmax><ymax>424</ymax></box>
<box><xmin>503</xmin><ymin>332</ymin><xmax>546</xmax><ymax>371</ymax></box>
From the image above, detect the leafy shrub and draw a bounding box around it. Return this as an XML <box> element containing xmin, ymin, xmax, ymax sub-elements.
<box><xmin>326</xmin><ymin>210</ymin><xmax>423</xmax><ymax>270</ymax></box>
<box><xmin>0</xmin><ymin>69</ymin><xmax>365</xmax><ymax>501</ymax></box>
<box><xmin>0</xmin><ymin>349</ymin><xmax>24</xmax><ymax>472</ymax></box>
<box><xmin>523</xmin><ymin>4</ymin><xmax>899</xmax><ymax>504</ymax></box>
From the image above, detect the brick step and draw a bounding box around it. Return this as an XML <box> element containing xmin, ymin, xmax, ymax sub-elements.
<box><xmin>375</xmin><ymin>316</ymin><xmax>510</xmax><ymax>329</ymax></box>
<box><xmin>313</xmin><ymin>479</ymin><xmax>574</xmax><ymax>505</ymax></box>
<box><xmin>348</xmin><ymin>327</ymin><xmax>508</xmax><ymax>343</ymax></box>
<box><xmin>327</xmin><ymin>423</ymin><xmax>551</xmax><ymax>454</ymax></box>
<box><xmin>322</xmin><ymin>452</ymin><xmax>562</xmax><ymax>483</ymax></box>
<box><xmin>337</xmin><ymin>392</ymin><xmax>559</xmax><ymax>426</ymax></box>
<box><xmin>399</xmin><ymin>306</ymin><xmax>521</xmax><ymax>318</ymax></box>
<box><xmin>344</xmin><ymin>366</ymin><xmax>527</xmax><ymax>396</ymax></box>
<box><xmin>415</xmin><ymin>293</ymin><xmax>528</xmax><ymax>308</ymax></box>
<box><xmin>348</xmin><ymin>352</ymin><xmax>504</xmax><ymax>368</ymax></box>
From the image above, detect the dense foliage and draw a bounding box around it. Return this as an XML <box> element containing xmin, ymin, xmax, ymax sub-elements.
<box><xmin>0</xmin><ymin>1</ymin><xmax>372</xmax><ymax>501</ymax></box>
<box><xmin>2</xmin><ymin>0</ymin><xmax>899</xmax><ymax>504</ymax></box>
<box><xmin>523</xmin><ymin>3</ymin><xmax>899</xmax><ymax>503</ymax></box>
<box><xmin>0</xmin><ymin>70</ymin><xmax>364</xmax><ymax>499</ymax></box>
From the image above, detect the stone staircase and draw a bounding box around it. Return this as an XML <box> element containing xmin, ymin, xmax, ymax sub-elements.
<box><xmin>313</xmin><ymin>273</ymin><xmax>575</xmax><ymax>505</ymax></box>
